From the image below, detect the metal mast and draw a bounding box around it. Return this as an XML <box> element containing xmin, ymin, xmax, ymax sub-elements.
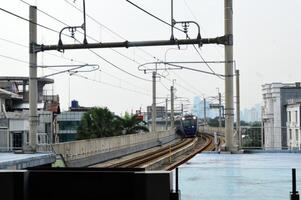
<box><xmin>224</xmin><ymin>0</ymin><xmax>234</xmax><ymax>151</ymax></box>
<box><xmin>28</xmin><ymin>6</ymin><xmax>38</xmax><ymax>152</ymax></box>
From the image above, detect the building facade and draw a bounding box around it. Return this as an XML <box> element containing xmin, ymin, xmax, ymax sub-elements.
<box><xmin>262</xmin><ymin>82</ymin><xmax>301</xmax><ymax>150</ymax></box>
<box><xmin>57</xmin><ymin>111</ymin><xmax>85</xmax><ymax>142</ymax></box>
<box><xmin>286</xmin><ymin>101</ymin><xmax>301</xmax><ymax>150</ymax></box>
<box><xmin>0</xmin><ymin>77</ymin><xmax>59</xmax><ymax>151</ymax></box>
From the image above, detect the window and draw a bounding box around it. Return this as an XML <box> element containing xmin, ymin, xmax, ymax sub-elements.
<box><xmin>58</xmin><ymin>121</ymin><xmax>80</xmax><ymax>131</ymax></box>
<box><xmin>296</xmin><ymin>111</ymin><xmax>298</xmax><ymax>123</ymax></box>
<box><xmin>296</xmin><ymin>129</ymin><xmax>299</xmax><ymax>141</ymax></box>
<box><xmin>288</xmin><ymin>111</ymin><xmax>291</xmax><ymax>122</ymax></box>
<box><xmin>289</xmin><ymin>129</ymin><xmax>292</xmax><ymax>140</ymax></box>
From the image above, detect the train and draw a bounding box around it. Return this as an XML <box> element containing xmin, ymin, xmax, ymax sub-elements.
<box><xmin>175</xmin><ymin>115</ymin><xmax>198</xmax><ymax>137</ymax></box>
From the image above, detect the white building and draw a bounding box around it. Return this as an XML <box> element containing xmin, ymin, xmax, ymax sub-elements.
<box><xmin>286</xmin><ymin>100</ymin><xmax>301</xmax><ymax>150</ymax></box>
<box><xmin>262</xmin><ymin>82</ymin><xmax>301</xmax><ymax>150</ymax></box>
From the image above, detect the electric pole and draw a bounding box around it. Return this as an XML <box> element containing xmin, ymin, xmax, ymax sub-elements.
<box><xmin>170</xmin><ymin>85</ymin><xmax>174</xmax><ymax>132</ymax></box>
<box><xmin>152</xmin><ymin>71</ymin><xmax>157</xmax><ymax>133</ymax></box>
<box><xmin>28</xmin><ymin>6</ymin><xmax>38</xmax><ymax>152</ymax></box>
<box><xmin>204</xmin><ymin>98</ymin><xmax>207</xmax><ymax>125</ymax></box>
<box><xmin>224</xmin><ymin>0</ymin><xmax>234</xmax><ymax>151</ymax></box>
<box><xmin>219</xmin><ymin>92</ymin><xmax>222</xmax><ymax>128</ymax></box>
<box><xmin>236</xmin><ymin>69</ymin><xmax>241</xmax><ymax>147</ymax></box>
<box><xmin>165</xmin><ymin>98</ymin><xmax>168</xmax><ymax>130</ymax></box>
<box><xmin>181</xmin><ymin>103</ymin><xmax>184</xmax><ymax>116</ymax></box>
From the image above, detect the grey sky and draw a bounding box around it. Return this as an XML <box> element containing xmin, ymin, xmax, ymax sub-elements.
<box><xmin>1</xmin><ymin>0</ymin><xmax>301</xmax><ymax>114</ymax></box>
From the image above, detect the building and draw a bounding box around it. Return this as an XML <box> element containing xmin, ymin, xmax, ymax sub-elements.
<box><xmin>56</xmin><ymin>100</ymin><xmax>91</xmax><ymax>142</ymax></box>
<box><xmin>193</xmin><ymin>96</ymin><xmax>219</xmax><ymax>119</ymax></box>
<box><xmin>286</xmin><ymin>100</ymin><xmax>301</xmax><ymax>150</ymax></box>
<box><xmin>262</xmin><ymin>82</ymin><xmax>301</xmax><ymax>150</ymax></box>
<box><xmin>0</xmin><ymin>77</ymin><xmax>59</xmax><ymax>151</ymax></box>
<box><xmin>240</xmin><ymin>104</ymin><xmax>262</xmax><ymax>122</ymax></box>
<box><xmin>146</xmin><ymin>106</ymin><xmax>166</xmax><ymax>120</ymax></box>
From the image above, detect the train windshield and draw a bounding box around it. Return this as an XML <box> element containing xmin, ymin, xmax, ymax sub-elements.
<box><xmin>182</xmin><ymin>119</ymin><xmax>195</xmax><ymax>127</ymax></box>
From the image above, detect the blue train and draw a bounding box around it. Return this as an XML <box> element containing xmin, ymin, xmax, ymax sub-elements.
<box><xmin>175</xmin><ymin>115</ymin><xmax>198</xmax><ymax>137</ymax></box>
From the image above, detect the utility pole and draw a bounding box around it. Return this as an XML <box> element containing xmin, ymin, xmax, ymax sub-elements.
<box><xmin>165</xmin><ymin>98</ymin><xmax>168</xmax><ymax>130</ymax></box>
<box><xmin>218</xmin><ymin>92</ymin><xmax>222</xmax><ymax>128</ymax></box>
<box><xmin>236</xmin><ymin>69</ymin><xmax>241</xmax><ymax>147</ymax></box>
<box><xmin>170</xmin><ymin>85</ymin><xmax>174</xmax><ymax>132</ymax></box>
<box><xmin>203</xmin><ymin>98</ymin><xmax>207</xmax><ymax>125</ymax></box>
<box><xmin>152</xmin><ymin>71</ymin><xmax>157</xmax><ymax>133</ymax></box>
<box><xmin>224</xmin><ymin>0</ymin><xmax>234</xmax><ymax>151</ymax></box>
<box><xmin>181</xmin><ymin>103</ymin><xmax>184</xmax><ymax>116</ymax></box>
<box><xmin>28</xmin><ymin>6</ymin><xmax>38</xmax><ymax>152</ymax></box>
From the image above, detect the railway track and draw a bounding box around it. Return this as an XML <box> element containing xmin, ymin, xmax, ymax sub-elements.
<box><xmin>164</xmin><ymin>133</ymin><xmax>215</xmax><ymax>170</ymax></box>
<box><xmin>108</xmin><ymin>138</ymin><xmax>197</xmax><ymax>168</ymax></box>
<box><xmin>100</xmin><ymin>132</ymin><xmax>223</xmax><ymax>170</ymax></box>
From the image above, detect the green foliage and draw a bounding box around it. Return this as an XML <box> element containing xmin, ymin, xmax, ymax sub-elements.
<box><xmin>77</xmin><ymin>107</ymin><xmax>120</xmax><ymax>140</ymax></box>
<box><xmin>77</xmin><ymin>107</ymin><xmax>149</xmax><ymax>140</ymax></box>
<box><xmin>119</xmin><ymin>113</ymin><xmax>149</xmax><ymax>134</ymax></box>
<box><xmin>207</xmin><ymin>117</ymin><xmax>225</xmax><ymax>127</ymax></box>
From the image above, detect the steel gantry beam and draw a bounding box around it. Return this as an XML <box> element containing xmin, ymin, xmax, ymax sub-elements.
<box><xmin>33</xmin><ymin>35</ymin><xmax>232</xmax><ymax>53</ymax></box>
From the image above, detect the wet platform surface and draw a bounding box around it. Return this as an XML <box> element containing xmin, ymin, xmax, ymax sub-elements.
<box><xmin>179</xmin><ymin>153</ymin><xmax>301</xmax><ymax>200</ymax></box>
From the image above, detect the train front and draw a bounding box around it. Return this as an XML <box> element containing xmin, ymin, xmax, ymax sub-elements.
<box><xmin>181</xmin><ymin>115</ymin><xmax>198</xmax><ymax>137</ymax></box>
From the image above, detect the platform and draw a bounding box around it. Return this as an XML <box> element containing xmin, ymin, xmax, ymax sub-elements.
<box><xmin>179</xmin><ymin>153</ymin><xmax>301</xmax><ymax>200</ymax></box>
<box><xmin>0</xmin><ymin>152</ymin><xmax>56</xmax><ymax>169</ymax></box>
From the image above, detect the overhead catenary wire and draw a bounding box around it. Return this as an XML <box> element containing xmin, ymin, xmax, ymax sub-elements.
<box><xmin>19</xmin><ymin>0</ymin><xmax>143</xmax><ymax>65</ymax></box>
<box><xmin>125</xmin><ymin>0</ymin><xmax>185</xmax><ymax>34</ymax></box>
<box><xmin>170</xmin><ymin>71</ymin><xmax>205</xmax><ymax>96</ymax></box>
<box><xmin>125</xmin><ymin>1</ymin><xmax>223</xmax><ymax>80</ymax></box>
<box><xmin>2</xmin><ymin>3</ymin><xmax>150</xmax><ymax>82</ymax></box>
<box><xmin>71</xmin><ymin>73</ymin><xmax>150</xmax><ymax>96</ymax></box>
<box><xmin>63</xmin><ymin>0</ymin><xmax>161</xmax><ymax>62</ymax></box>
<box><xmin>0</xmin><ymin>7</ymin><xmax>58</xmax><ymax>34</ymax></box>
<box><xmin>0</xmin><ymin>36</ymin><xmax>150</xmax><ymax>91</ymax></box>
<box><xmin>0</xmin><ymin>36</ymin><xmax>87</xmax><ymax>65</ymax></box>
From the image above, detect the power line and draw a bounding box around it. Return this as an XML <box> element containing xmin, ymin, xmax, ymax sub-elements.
<box><xmin>182</xmin><ymin>0</ymin><xmax>224</xmax><ymax>59</ymax></box>
<box><xmin>19</xmin><ymin>0</ymin><xmax>142</xmax><ymax>65</ymax></box>
<box><xmin>170</xmin><ymin>71</ymin><xmax>205</xmax><ymax>96</ymax></box>
<box><xmin>86</xmin><ymin>46</ymin><xmax>151</xmax><ymax>82</ymax></box>
<box><xmin>159</xmin><ymin>80</ymin><xmax>170</xmax><ymax>92</ymax></box>
<box><xmin>72</xmin><ymin>73</ymin><xmax>150</xmax><ymax>96</ymax></box>
<box><xmin>100</xmin><ymin>70</ymin><xmax>150</xmax><ymax>92</ymax></box>
<box><xmin>162</xmin><ymin>75</ymin><xmax>201</xmax><ymax>96</ymax></box>
<box><xmin>122</xmin><ymin>1</ymin><xmax>223</xmax><ymax>80</ymax></box>
<box><xmin>191</xmin><ymin>44</ymin><xmax>224</xmax><ymax>80</ymax></box>
<box><xmin>0</xmin><ymin>36</ymin><xmax>87</xmax><ymax>65</ymax></box>
<box><xmin>16</xmin><ymin>1</ymin><xmax>151</xmax><ymax>82</ymax></box>
<box><xmin>39</xmin><ymin>65</ymin><xmax>150</xmax><ymax>96</ymax></box>
<box><xmin>126</xmin><ymin>0</ymin><xmax>185</xmax><ymax>34</ymax></box>
<box><xmin>0</xmin><ymin>6</ymin><xmax>59</xmax><ymax>34</ymax></box>
<box><xmin>63</xmin><ymin>0</ymin><xmax>161</xmax><ymax>61</ymax></box>
<box><xmin>0</xmin><ymin>53</ymin><xmax>29</xmax><ymax>64</ymax></box>
<box><xmin>0</xmin><ymin>35</ymin><xmax>151</xmax><ymax>89</ymax></box>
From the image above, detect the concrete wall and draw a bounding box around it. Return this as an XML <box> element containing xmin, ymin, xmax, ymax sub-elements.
<box><xmin>199</xmin><ymin>126</ymin><xmax>225</xmax><ymax>135</ymax></box>
<box><xmin>49</xmin><ymin>130</ymin><xmax>176</xmax><ymax>167</ymax></box>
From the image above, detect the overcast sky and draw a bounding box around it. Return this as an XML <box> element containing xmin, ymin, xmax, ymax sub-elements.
<box><xmin>1</xmin><ymin>0</ymin><xmax>301</xmax><ymax>114</ymax></box>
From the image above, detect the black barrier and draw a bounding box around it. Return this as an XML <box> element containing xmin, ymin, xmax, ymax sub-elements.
<box><xmin>291</xmin><ymin>168</ymin><xmax>300</xmax><ymax>200</ymax></box>
<box><xmin>0</xmin><ymin>168</ymin><xmax>173</xmax><ymax>200</ymax></box>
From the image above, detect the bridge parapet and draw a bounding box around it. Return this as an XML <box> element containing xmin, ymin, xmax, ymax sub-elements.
<box><xmin>38</xmin><ymin>130</ymin><xmax>176</xmax><ymax>167</ymax></box>
<box><xmin>199</xmin><ymin>126</ymin><xmax>225</xmax><ymax>135</ymax></box>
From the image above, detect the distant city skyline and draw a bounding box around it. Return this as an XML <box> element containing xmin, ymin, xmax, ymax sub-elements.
<box><xmin>193</xmin><ymin>96</ymin><xmax>261</xmax><ymax>122</ymax></box>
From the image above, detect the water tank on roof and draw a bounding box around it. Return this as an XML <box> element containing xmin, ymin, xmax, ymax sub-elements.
<box><xmin>71</xmin><ymin>100</ymin><xmax>79</xmax><ymax>108</ymax></box>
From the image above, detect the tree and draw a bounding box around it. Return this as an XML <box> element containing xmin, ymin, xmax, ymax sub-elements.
<box><xmin>118</xmin><ymin>112</ymin><xmax>149</xmax><ymax>134</ymax></box>
<box><xmin>76</xmin><ymin>108</ymin><xmax>149</xmax><ymax>140</ymax></box>
<box><xmin>77</xmin><ymin>107</ymin><xmax>121</xmax><ymax>139</ymax></box>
